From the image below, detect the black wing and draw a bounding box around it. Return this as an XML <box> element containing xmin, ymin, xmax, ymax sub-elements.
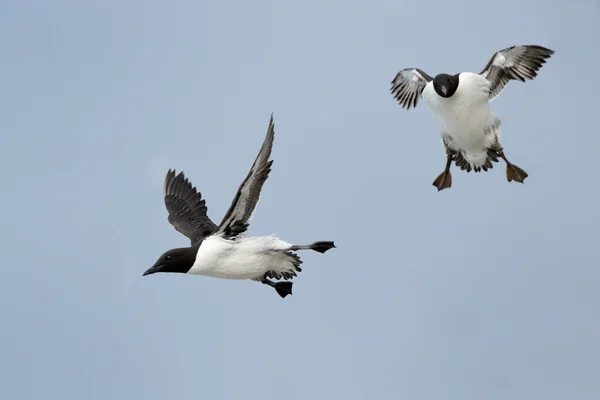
<box><xmin>215</xmin><ymin>114</ymin><xmax>275</xmax><ymax>238</ymax></box>
<box><xmin>480</xmin><ymin>45</ymin><xmax>555</xmax><ymax>101</ymax></box>
<box><xmin>390</xmin><ymin>68</ymin><xmax>433</xmax><ymax>110</ymax></box>
<box><xmin>163</xmin><ymin>169</ymin><xmax>218</xmax><ymax>245</ymax></box>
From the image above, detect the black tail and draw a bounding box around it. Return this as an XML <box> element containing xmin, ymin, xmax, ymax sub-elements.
<box><xmin>273</xmin><ymin>281</ymin><xmax>293</xmax><ymax>298</ymax></box>
<box><xmin>310</xmin><ymin>241</ymin><xmax>336</xmax><ymax>253</ymax></box>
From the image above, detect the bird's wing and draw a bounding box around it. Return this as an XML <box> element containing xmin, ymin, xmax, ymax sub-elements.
<box><xmin>479</xmin><ymin>45</ymin><xmax>555</xmax><ymax>101</ymax></box>
<box><xmin>390</xmin><ymin>68</ymin><xmax>433</xmax><ymax>110</ymax></box>
<box><xmin>163</xmin><ymin>169</ymin><xmax>218</xmax><ymax>246</ymax></box>
<box><xmin>215</xmin><ymin>114</ymin><xmax>275</xmax><ymax>239</ymax></box>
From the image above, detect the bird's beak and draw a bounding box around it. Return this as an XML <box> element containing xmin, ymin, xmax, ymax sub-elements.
<box><xmin>143</xmin><ymin>263</ymin><xmax>165</xmax><ymax>276</ymax></box>
<box><xmin>441</xmin><ymin>85</ymin><xmax>448</xmax><ymax>96</ymax></box>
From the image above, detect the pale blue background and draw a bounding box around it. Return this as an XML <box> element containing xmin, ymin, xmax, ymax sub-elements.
<box><xmin>1</xmin><ymin>1</ymin><xmax>598</xmax><ymax>399</ymax></box>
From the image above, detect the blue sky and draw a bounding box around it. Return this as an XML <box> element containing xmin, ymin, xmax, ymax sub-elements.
<box><xmin>1</xmin><ymin>1</ymin><xmax>598</xmax><ymax>399</ymax></box>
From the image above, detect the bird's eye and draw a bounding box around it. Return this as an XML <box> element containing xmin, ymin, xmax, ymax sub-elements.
<box><xmin>165</xmin><ymin>255</ymin><xmax>172</xmax><ymax>261</ymax></box>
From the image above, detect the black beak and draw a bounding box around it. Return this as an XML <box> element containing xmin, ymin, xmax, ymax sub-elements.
<box><xmin>143</xmin><ymin>263</ymin><xmax>165</xmax><ymax>276</ymax></box>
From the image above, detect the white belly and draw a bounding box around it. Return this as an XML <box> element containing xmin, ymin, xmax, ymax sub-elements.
<box><xmin>188</xmin><ymin>235</ymin><xmax>294</xmax><ymax>280</ymax></box>
<box><xmin>422</xmin><ymin>73</ymin><xmax>500</xmax><ymax>167</ymax></box>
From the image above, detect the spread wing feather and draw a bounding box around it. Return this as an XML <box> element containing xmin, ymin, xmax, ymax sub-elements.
<box><xmin>480</xmin><ymin>45</ymin><xmax>555</xmax><ymax>101</ymax></box>
<box><xmin>390</xmin><ymin>68</ymin><xmax>433</xmax><ymax>110</ymax></box>
<box><xmin>216</xmin><ymin>114</ymin><xmax>275</xmax><ymax>238</ymax></box>
<box><xmin>164</xmin><ymin>169</ymin><xmax>217</xmax><ymax>245</ymax></box>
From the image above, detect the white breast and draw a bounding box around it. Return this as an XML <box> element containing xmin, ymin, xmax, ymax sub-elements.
<box><xmin>422</xmin><ymin>73</ymin><xmax>498</xmax><ymax>164</ymax></box>
<box><xmin>188</xmin><ymin>235</ymin><xmax>294</xmax><ymax>280</ymax></box>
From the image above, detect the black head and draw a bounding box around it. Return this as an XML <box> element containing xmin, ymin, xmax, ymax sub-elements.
<box><xmin>143</xmin><ymin>247</ymin><xmax>196</xmax><ymax>276</ymax></box>
<box><xmin>433</xmin><ymin>73</ymin><xmax>460</xmax><ymax>98</ymax></box>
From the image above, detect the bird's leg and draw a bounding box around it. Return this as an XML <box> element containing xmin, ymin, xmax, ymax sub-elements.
<box><xmin>261</xmin><ymin>278</ymin><xmax>293</xmax><ymax>298</ymax></box>
<box><xmin>496</xmin><ymin>148</ymin><xmax>528</xmax><ymax>183</ymax></box>
<box><xmin>432</xmin><ymin>152</ymin><xmax>454</xmax><ymax>191</ymax></box>
<box><xmin>291</xmin><ymin>241</ymin><xmax>336</xmax><ymax>253</ymax></box>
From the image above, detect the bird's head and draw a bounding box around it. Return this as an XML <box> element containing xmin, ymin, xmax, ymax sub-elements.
<box><xmin>433</xmin><ymin>73</ymin><xmax>459</xmax><ymax>98</ymax></box>
<box><xmin>143</xmin><ymin>247</ymin><xmax>196</xmax><ymax>276</ymax></box>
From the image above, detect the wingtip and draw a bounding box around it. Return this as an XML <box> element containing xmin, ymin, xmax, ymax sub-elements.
<box><xmin>164</xmin><ymin>168</ymin><xmax>192</xmax><ymax>196</ymax></box>
<box><xmin>509</xmin><ymin>44</ymin><xmax>555</xmax><ymax>60</ymax></box>
<box><xmin>165</xmin><ymin>168</ymin><xmax>185</xmax><ymax>182</ymax></box>
<box><xmin>267</xmin><ymin>114</ymin><xmax>275</xmax><ymax>136</ymax></box>
<box><xmin>165</xmin><ymin>168</ymin><xmax>175</xmax><ymax>184</ymax></box>
<box><xmin>527</xmin><ymin>44</ymin><xmax>555</xmax><ymax>53</ymax></box>
<box><xmin>528</xmin><ymin>45</ymin><xmax>556</xmax><ymax>58</ymax></box>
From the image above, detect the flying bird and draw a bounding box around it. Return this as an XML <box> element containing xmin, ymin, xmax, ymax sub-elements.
<box><xmin>390</xmin><ymin>45</ymin><xmax>555</xmax><ymax>191</ymax></box>
<box><xmin>143</xmin><ymin>115</ymin><xmax>336</xmax><ymax>298</ymax></box>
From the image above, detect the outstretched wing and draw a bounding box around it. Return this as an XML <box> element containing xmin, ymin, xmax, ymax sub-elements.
<box><xmin>164</xmin><ymin>169</ymin><xmax>218</xmax><ymax>245</ymax></box>
<box><xmin>480</xmin><ymin>45</ymin><xmax>555</xmax><ymax>101</ymax></box>
<box><xmin>216</xmin><ymin>114</ymin><xmax>275</xmax><ymax>238</ymax></box>
<box><xmin>390</xmin><ymin>68</ymin><xmax>433</xmax><ymax>110</ymax></box>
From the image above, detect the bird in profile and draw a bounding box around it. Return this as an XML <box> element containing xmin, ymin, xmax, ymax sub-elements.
<box><xmin>390</xmin><ymin>45</ymin><xmax>555</xmax><ymax>191</ymax></box>
<box><xmin>143</xmin><ymin>115</ymin><xmax>336</xmax><ymax>298</ymax></box>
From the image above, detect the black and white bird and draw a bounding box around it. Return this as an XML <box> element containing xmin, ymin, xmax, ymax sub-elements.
<box><xmin>143</xmin><ymin>115</ymin><xmax>336</xmax><ymax>298</ymax></box>
<box><xmin>390</xmin><ymin>45</ymin><xmax>555</xmax><ymax>191</ymax></box>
